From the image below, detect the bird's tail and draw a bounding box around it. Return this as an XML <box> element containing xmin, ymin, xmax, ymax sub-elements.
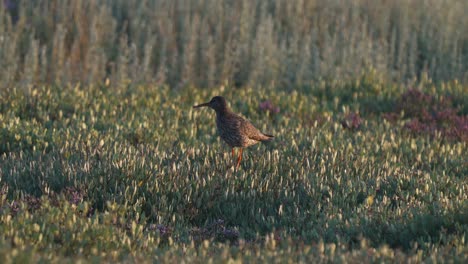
<box><xmin>261</xmin><ymin>133</ymin><xmax>274</xmax><ymax>141</ymax></box>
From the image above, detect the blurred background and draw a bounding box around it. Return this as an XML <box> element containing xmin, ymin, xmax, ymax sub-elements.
<box><xmin>1</xmin><ymin>0</ymin><xmax>467</xmax><ymax>89</ymax></box>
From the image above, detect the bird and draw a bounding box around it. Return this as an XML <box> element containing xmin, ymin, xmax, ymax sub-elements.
<box><xmin>193</xmin><ymin>96</ymin><xmax>274</xmax><ymax>169</ymax></box>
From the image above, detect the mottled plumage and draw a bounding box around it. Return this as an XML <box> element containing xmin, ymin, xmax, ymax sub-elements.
<box><xmin>193</xmin><ymin>96</ymin><xmax>273</xmax><ymax>169</ymax></box>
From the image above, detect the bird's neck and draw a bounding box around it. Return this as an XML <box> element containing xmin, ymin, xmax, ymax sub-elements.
<box><xmin>216</xmin><ymin>106</ymin><xmax>231</xmax><ymax>115</ymax></box>
<box><xmin>215</xmin><ymin>106</ymin><xmax>231</xmax><ymax>117</ymax></box>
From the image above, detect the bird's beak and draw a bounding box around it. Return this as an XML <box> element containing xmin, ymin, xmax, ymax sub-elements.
<box><xmin>193</xmin><ymin>102</ymin><xmax>210</xmax><ymax>108</ymax></box>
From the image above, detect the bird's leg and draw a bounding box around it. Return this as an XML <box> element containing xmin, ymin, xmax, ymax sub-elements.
<box><xmin>231</xmin><ymin>148</ymin><xmax>235</xmax><ymax>158</ymax></box>
<box><xmin>236</xmin><ymin>148</ymin><xmax>243</xmax><ymax>169</ymax></box>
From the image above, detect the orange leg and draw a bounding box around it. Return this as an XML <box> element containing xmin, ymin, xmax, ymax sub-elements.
<box><xmin>231</xmin><ymin>148</ymin><xmax>235</xmax><ymax>158</ymax></box>
<box><xmin>236</xmin><ymin>148</ymin><xmax>243</xmax><ymax>169</ymax></box>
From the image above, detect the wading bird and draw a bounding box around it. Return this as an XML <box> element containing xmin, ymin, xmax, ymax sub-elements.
<box><xmin>193</xmin><ymin>96</ymin><xmax>273</xmax><ymax>169</ymax></box>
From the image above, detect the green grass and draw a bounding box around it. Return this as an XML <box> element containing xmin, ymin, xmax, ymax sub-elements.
<box><xmin>0</xmin><ymin>74</ymin><xmax>467</xmax><ymax>262</ymax></box>
<box><xmin>1</xmin><ymin>0</ymin><xmax>467</xmax><ymax>89</ymax></box>
<box><xmin>1</xmin><ymin>1</ymin><xmax>467</xmax><ymax>262</ymax></box>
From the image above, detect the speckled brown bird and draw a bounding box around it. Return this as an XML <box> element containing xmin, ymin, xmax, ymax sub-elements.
<box><xmin>193</xmin><ymin>96</ymin><xmax>273</xmax><ymax>169</ymax></box>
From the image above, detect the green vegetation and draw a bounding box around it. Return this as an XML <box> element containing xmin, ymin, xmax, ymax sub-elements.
<box><xmin>1</xmin><ymin>76</ymin><xmax>467</xmax><ymax>262</ymax></box>
<box><xmin>0</xmin><ymin>0</ymin><xmax>467</xmax><ymax>88</ymax></box>
<box><xmin>0</xmin><ymin>0</ymin><xmax>467</xmax><ymax>262</ymax></box>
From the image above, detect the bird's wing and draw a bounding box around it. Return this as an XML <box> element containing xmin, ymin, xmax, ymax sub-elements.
<box><xmin>237</xmin><ymin>116</ymin><xmax>266</xmax><ymax>141</ymax></box>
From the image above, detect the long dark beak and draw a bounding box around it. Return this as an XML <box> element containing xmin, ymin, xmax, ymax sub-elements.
<box><xmin>193</xmin><ymin>102</ymin><xmax>210</xmax><ymax>108</ymax></box>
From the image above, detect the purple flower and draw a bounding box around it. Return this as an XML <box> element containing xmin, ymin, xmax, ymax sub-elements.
<box><xmin>10</xmin><ymin>201</ymin><xmax>20</xmax><ymax>215</ymax></box>
<box><xmin>341</xmin><ymin>112</ymin><xmax>362</xmax><ymax>130</ymax></box>
<box><xmin>157</xmin><ymin>224</ymin><xmax>171</xmax><ymax>236</ymax></box>
<box><xmin>259</xmin><ymin>100</ymin><xmax>280</xmax><ymax>114</ymax></box>
<box><xmin>64</xmin><ymin>187</ymin><xmax>85</xmax><ymax>205</ymax></box>
<box><xmin>222</xmin><ymin>228</ymin><xmax>239</xmax><ymax>239</ymax></box>
<box><xmin>391</xmin><ymin>88</ymin><xmax>467</xmax><ymax>141</ymax></box>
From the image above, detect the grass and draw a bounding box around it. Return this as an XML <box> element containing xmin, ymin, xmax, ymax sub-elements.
<box><xmin>0</xmin><ymin>0</ymin><xmax>467</xmax><ymax>262</ymax></box>
<box><xmin>1</xmin><ymin>0</ymin><xmax>467</xmax><ymax>89</ymax></box>
<box><xmin>0</xmin><ymin>73</ymin><xmax>467</xmax><ymax>262</ymax></box>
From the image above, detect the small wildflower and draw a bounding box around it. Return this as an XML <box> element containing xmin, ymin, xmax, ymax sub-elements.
<box><xmin>64</xmin><ymin>187</ymin><xmax>85</xmax><ymax>205</ymax></box>
<box><xmin>259</xmin><ymin>100</ymin><xmax>280</xmax><ymax>114</ymax></box>
<box><xmin>341</xmin><ymin>112</ymin><xmax>362</xmax><ymax>130</ymax></box>
<box><xmin>157</xmin><ymin>224</ymin><xmax>171</xmax><ymax>237</ymax></box>
<box><xmin>389</xmin><ymin>88</ymin><xmax>467</xmax><ymax>141</ymax></box>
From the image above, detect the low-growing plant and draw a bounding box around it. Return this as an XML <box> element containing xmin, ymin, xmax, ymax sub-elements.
<box><xmin>0</xmin><ymin>79</ymin><xmax>466</xmax><ymax>262</ymax></box>
<box><xmin>392</xmin><ymin>88</ymin><xmax>468</xmax><ymax>141</ymax></box>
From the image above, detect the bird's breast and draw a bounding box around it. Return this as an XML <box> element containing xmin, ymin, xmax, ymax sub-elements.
<box><xmin>216</xmin><ymin>115</ymin><xmax>245</xmax><ymax>147</ymax></box>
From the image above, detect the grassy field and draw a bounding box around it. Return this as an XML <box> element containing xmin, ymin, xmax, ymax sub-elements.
<box><xmin>0</xmin><ymin>74</ymin><xmax>467</xmax><ymax>262</ymax></box>
<box><xmin>1</xmin><ymin>0</ymin><xmax>468</xmax><ymax>262</ymax></box>
<box><xmin>1</xmin><ymin>0</ymin><xmax>467</xmax><ymax>88</ymax></box>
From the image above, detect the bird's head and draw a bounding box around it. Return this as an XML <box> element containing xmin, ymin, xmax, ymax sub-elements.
<box><xmin>193</xmin><ymin>96</ymin><xmax>228</xmax><ymax>112</ymax></box>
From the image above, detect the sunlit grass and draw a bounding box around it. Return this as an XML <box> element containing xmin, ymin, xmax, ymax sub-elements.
<box><xmin>0</xmin><ymin>75</ymin><xmax>467</xmax><ymax>262</ymax></box>
<box><xmin>0</xmin><ymin>0</ymin><xmax>467</xmax><ymax>89</ymax></box>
